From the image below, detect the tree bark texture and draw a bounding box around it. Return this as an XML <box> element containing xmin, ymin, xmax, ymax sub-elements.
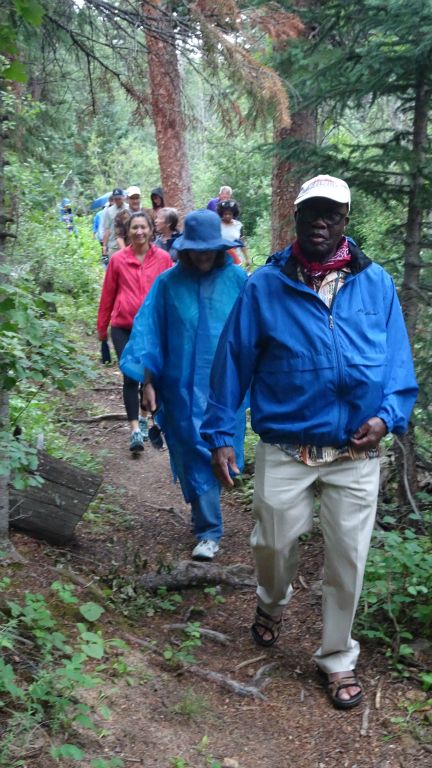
<box><xmin>394</xmin><ymin>77</ymin><xmax>430</xmax><ymax>504</ymax></box>
<box><xmin>144</xmin><ymin>1</ymin><xmax>193</xmax><ymax>219</ymax></box>
<box><xmin>271</xmin><ymin>109</ymin><xmax>316</xmax><ymax>251</ymax></box>
<box><xmin>138</xmin><ymin>560</ymin><xmax>256</xmax><ymax>592</ymax></box>
<box><xmin>270</xmin><ymin>0</ymin><xmax>317</xmax><ymax>252</ymax></box>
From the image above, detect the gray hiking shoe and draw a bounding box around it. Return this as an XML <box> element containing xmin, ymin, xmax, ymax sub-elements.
<box><xmin>130</xmin><ymin>430</ymin><xmax>144</xmax><ymax>452</ymax></box>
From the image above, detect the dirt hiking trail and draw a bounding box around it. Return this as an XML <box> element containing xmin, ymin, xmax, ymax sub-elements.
<box><xmin>8</xmin><ymin>361</ymin><xmax>432</xmax><ymax>768</ymax></box>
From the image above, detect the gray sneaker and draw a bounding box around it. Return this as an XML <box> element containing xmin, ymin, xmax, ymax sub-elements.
<box><xmin>192</xmin><ymin>539</ymin><xmax>219</xmax><ymax>561</ymax></box>
<box><xmin>130</xmin><ymin>429</ymin><xmax>144</xmax><ymax>452</ymax></box>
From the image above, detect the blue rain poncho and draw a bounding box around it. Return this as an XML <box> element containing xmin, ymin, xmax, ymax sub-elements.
<box><xmin>120</xmin><ymin>261</ymin><xmax>248</xmax><ymax>502</ymax></box>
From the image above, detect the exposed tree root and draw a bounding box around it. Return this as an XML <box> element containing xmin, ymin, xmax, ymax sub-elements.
<box><xmin>137</xmin><ymin>560</ymin><xmax>256</xmax><ymax>592</ymax></box>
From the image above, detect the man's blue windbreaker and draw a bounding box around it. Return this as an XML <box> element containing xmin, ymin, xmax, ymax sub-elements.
<box><xmin>120</xmin><ymin>261</ymin><xmax>247</xmax><ymax>502</ymax></box>
<box><xmin>201</xmin><ymin>244</ymin><xmax>418</xmax><ymax>450</ymax></box>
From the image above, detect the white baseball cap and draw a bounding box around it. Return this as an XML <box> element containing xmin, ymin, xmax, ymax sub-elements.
<box><xmin>294</xmin><ymin>175</ymin><xmax>351</xmax><ymax>211</ymax></box>
<box><xmin>126</xmin><ymin>185</ymin><xmax>141</xmax><ymax>197</ymax></box>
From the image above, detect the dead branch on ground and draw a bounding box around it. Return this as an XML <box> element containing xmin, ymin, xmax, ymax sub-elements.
<box><xmin>137</xmin><ymin>560</ymin><xmax>256</xmax><ymax>592</ymax></box>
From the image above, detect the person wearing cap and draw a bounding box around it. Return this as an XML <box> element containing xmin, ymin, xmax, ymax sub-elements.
<box><xmin>126</xmin><ymin>186</ymin><xmax>142</xmax><ymax>213</ymax></box>
<box><xmin>207</xmin><ymin>185</ymin><xmax>232</xmax><ymax>213</ymax></box>
<box><xmin>114</xmin><ymin>187</ymin><xmax>142</xmax><ymax>250</ymax></box>
<box><xmin>201</xmin><ymin>174</ymin><xmax>418</xmax><ymax>708</ymax></box>
<box><xmin>102</xmin><ymin>188</ymin><xmax>128</xmax><ymax>261</ymax></box>
<box><xmin>120</xmin><ymin>210</ymin><xmax>247</xmax><ymax>561</ymax></box>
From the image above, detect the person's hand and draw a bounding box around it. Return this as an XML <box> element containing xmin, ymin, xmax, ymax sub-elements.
<box><xmin>211</xmin><ymin>447</ymin><xmax>239</xmax><ymax>488</ymax></box>
<box><xmin>350</xmin><ymin>417</ymin><xmax>387</xmax><ymax>450</ymax></box>
<box><xmin>142</xmin><ymin>382</ymin><xmax>157</xmax><ymax>413</ymax></box>
<box><xmin>98</xmin><ymin>332</ymin><xmax>107</xmax><ymax>342</ymax></box>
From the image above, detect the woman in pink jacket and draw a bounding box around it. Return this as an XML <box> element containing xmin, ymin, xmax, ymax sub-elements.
<box><xmin>97</xmin><ymin>211</ymin><xmax>173</xmax><ymax>453</ymax></box>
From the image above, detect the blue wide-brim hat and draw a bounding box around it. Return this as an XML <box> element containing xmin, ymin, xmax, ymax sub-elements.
<box><xmin>175</xmin><ymin>209</ymin><xmax>243</xmax><ymax>252</ymax></box>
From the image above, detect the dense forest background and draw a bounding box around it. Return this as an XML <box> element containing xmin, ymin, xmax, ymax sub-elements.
<box><xmin>0</xmin><ymin>2</ymin><xmax>431</xmax><ymax>765</ymax></box>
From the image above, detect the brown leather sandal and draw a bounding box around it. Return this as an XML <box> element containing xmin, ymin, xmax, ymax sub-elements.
<box><xmin>251</xmin><ymin>606</ymin><xmax>282</xmax><ymax>647</ymax></box>
<box><xmin>318</xmin><ymin>669</ymin><xmax>363</xmax><ymax>710</ymax></box>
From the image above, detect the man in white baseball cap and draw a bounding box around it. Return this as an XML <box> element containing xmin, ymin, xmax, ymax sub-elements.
<box><xmin>294</xmin><ymin>174</ymin><xmax>351</xmax><ymax>210</ymax></box>
<box><xmin>126</xmin><ymin>186</ymin><xmax>142</xmax><ymax>213</ymax></box>
<box><xmin>203</xmin><ymin>172</ymin><xmax>418</xmax><ymax>712</ymax></box>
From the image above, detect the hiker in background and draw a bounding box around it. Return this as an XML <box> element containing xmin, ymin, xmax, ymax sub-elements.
<box><xmin>202</xmin><ymin>174</ymin><xmax>418</xmax><ymax>709</ymax></box>
<box><xmin>60</xmin><ymin>198</ymin><xmax>77</xmax><ymax>234</ymax></box>
<box><xmin>154</xmin><ymin>207</ymin><xmax>181</xmax><ymax>262</ymax></box>
<box><xmin>115</xmin><ymin>187</ymin><xmax>142</xmax><ymax>249</ymax></box>
<box><xmin>92</xmin><ymin>208</ymin><xmax>105</xmax><ymax>253</ymax></box>
<box><xmin>120</xmin><ymin>210</ymin><xmax>247</xmax><ymax>561</ymax></box>
<box><xmin>115</xmin><ymin>209</ymin><xmax>132</xmax><ymax>250</ymax></box>
<box><xmin>149</xmin><ymin>187</ymin><xmax>164</xmax><ymax>224</ymax></box>
<box><xmin>207</xmin><ymin>185</ymin><xmax>232</xmax><ymax>213</ymax></box>
<box><xmin>126</xmin><ymin>185</ymin><xmax>142</xmax><ymax>214</ymax></box>
<box><xmin>97</xmin><ymin>211</ymin><xmax>173</xmax><ymax>453</ymax></box>
<box><xmin>102</xmin><ymin>188</ymin><xmax>128</xmax><ymax>262</ymax></box>
<box><xmin>217</xmin><ymin>199</ymin><xmax>252</xmax><ymax>272</ymax></box>
<box><xmin>94</xmin><ymin>197</ymin><xmax>113</xmax><ymax>363</ymax></box>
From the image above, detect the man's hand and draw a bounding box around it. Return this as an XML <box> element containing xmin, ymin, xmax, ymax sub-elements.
<box><xmin>142</xmin><ymin>382</ymin><xmax>157</xmax><ymax>413</ymax></box>
<box><xmin>350</xmin><ymin>417</ymin><xmax>387</xmax><ymax>450</ymax></box>
<box><xmin>210</xmin><ymin>447</ymin><xmax>239</xmax><ymax>488</ymax></box>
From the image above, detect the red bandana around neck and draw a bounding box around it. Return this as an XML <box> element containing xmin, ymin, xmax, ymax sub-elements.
<box><xmin>292</xmin><ymin>237</ymin><xmax>351</xmax><ymax>285</ymax></box>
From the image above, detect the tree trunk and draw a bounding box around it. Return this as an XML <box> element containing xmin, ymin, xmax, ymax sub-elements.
<box><xmin>270</xmin><ymin>0</ymin><xmax>317</xmax><ymax>252</ymax></box>
<box><xmin>271</xmin><ymin>109</ymin><xmax>316</xmax><ymax>251</ymax></box>
<box><xmin>144</xmin><ymin>1</ymin><xmax>193</xmax><ymax>219</ymax></box>
<box><xmin>394</xmin><ymin>75</ymin><xmax>430</xmax><ymax>505</ymax></box>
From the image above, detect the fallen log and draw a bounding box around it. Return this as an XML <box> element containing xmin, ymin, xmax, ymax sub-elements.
<box><xmin>137</xmin><ymin>560</ymin><xmax>256</xmax><ymax>591</ymax></box>
<box><xmin>10</xmin><ymin>451</ymin><xmax>102</xmax><ymax>545</ymax></box>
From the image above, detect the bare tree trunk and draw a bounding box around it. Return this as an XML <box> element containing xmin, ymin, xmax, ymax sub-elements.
<box><xmin>144</xmin><ymin>1</ymin><xmax>193</xmax><ymax>219</ymax></box>
<box><xmin>270</xmin><ymin>0</ymin><xmax>317</xmax><ymax>252</ymax></box>
<box><xmin>394</xmin><ymin>75</ymin><xmax>430</xmax><ymax>505</ymax></box>
<box><xmin>271</xmin><ymin>109</ymin><xmax>316</xmax><ymax>251</ymax></box>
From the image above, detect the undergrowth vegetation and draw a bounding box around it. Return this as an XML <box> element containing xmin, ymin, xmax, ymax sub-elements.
<box><xmin>358</xmin><ymin>510</ymin><xmax>432</xmax><ymax>686</ymax></box>
<box><xmin>0</xmin><ymin>577</ymin><xmax>126</xmax><ymax>768</ymax></box>
<box><xmin>1</xmin><ymin>216</ymin><xmax>103</xmax><ymax>488</ymax></box>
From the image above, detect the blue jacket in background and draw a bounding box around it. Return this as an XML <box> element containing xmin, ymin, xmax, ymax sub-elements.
<box><xmin>120</xmin><ymin>261</ymin><xmax>248</xmax><ymax>502</ymax></box>
<box><xmin>201</xmin><ymin>243</ymin><xmax>418</xmax><ymax>450</ymax></box>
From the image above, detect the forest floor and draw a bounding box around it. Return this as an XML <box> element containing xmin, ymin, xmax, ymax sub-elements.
<box><xmin>6</xmin><ymin>360</ymin><xmax>432</xmax><ymax>768</ymax></box>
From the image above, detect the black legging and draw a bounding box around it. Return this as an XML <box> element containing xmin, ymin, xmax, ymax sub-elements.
<box><xmin>110</xmin><ymin>326</ymin><xmax>141</xmax><ymax>422</ymax></box>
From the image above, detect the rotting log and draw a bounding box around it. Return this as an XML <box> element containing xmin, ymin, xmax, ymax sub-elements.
<box><xmin>9</xmin><ymin>451</ymin><xmax>102</xmax><ymax>545</ymax></box>
<box><xmin>138</xmin><ymin>560</ymin><xmax>256</xmax><ymax>592</ymax></box>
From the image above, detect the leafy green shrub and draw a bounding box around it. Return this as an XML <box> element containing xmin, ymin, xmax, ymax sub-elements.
<box><xmin>0</xmin><ymin>578</ymin><xmax>125</xmax><ymax>767</ymax></box>
<box><xmin>357</xmin><ymin>518</ymin><xmax>432</xmax><ymax>668</ymax></box>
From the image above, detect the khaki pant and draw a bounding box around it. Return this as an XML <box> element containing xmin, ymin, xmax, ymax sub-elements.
<box><xmin>251</xmin><ymin>441</ymin><xmax>380</xmax><ymax>673</ymax></box>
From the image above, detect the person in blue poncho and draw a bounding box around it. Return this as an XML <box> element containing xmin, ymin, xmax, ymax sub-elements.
<box><xmin>120</xmin><ymin>209</ymin><xmax>247</xmax><ymax>561</ymax></box>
